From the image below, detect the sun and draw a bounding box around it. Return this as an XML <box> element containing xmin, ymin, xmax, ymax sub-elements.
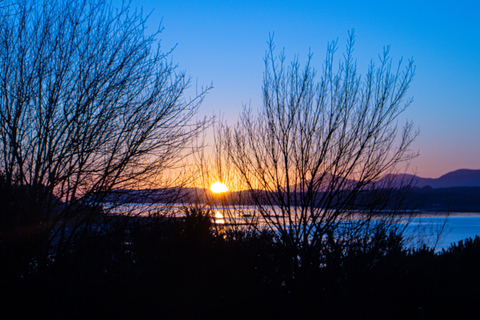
<box><xmin>210</xmin><ymin>181</ymin><xmax>228</xmax><ymax>193</ymax></box>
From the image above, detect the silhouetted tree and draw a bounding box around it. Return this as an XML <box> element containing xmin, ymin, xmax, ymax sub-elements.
<box><xmin>218</xmin><ymin>31</ymin><xmax>417</xmax><ymax>280</ymax></box>
<box><xmin>0</xmin><ymin>0</ymin><xmax>209</xmax><ymax>268</ymax></box>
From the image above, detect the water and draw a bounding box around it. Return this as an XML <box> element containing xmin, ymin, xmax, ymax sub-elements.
<box><xmin>104</xmin><ymin>202</ymin><xmax>480</xmax><ymax>251</ymax></box>
<box><xmin>407</xmin><ymin>213</ymin><xmax>480</xmax><ymax>251</ymax></box>
<box><xmin>216</xmin><ymin>208</ymin><xmax>480</xmax><ymax>250</ymax></box>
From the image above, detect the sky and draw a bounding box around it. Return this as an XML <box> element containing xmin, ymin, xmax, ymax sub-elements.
<box><xmin>119</xmin><ymin>0</ymin><xmax>479</xmax><ymax>178</ymax></box>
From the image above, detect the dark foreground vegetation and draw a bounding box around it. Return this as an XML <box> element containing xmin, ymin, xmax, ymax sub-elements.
<box><xmin>2</xmin><ymin>204</ymin><xmax>480</xmax><ymax>320</ymax></box>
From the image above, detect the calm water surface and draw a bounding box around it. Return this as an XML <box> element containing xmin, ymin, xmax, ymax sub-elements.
<box><xmin>106</xmin><ymin>203</ymin><xmax>480</xmax><ymax>250</ymax></box>
<box><xmin>407</xmin><ymin>213</ymin><xmax>480</xmax><ymax>250</ymax></box>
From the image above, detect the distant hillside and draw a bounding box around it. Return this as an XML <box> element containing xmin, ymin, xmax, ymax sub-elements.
<box><xmin>408</xmin><ymin>187</ymin><xmax>480</xmax><ymax>212</ymax></box>
<box><xmin>381</xmin><ymin>169</ymin><xmax>480</xmax><ymax>189</ymax></box>
<box><xmin>429</xmin><ymin>169</ymin><xmax>480</xmax><ymax>188</ymax></box>
<box><xmin>95</xmin><ymin>169</ymin><xmax>480</xmax><ymax>212</ymax></box>
<box><xmin>293</xmin><ymin>169</ymin><xmax>480</xmax><ymax>190</ymax></box>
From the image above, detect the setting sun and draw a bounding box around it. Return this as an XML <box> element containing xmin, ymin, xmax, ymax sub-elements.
<box><xmin>210</xmin><ymin>181</ymin><xmax>228</xmax><ymax>193</ymax></box>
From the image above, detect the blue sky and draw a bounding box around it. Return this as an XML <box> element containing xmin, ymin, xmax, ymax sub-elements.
<box><xmin>122</xmin><ymin>0</ymin><xmax>480</xmax><ymax>178</ymax></box>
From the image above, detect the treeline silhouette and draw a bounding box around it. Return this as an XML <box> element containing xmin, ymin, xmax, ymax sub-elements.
<box><xmin>2</xmin><ymin>179</ymin><xmax>480</xmax><ymax>319</ymax></box>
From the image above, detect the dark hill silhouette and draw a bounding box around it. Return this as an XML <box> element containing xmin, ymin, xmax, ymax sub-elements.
<box><xmin>294</xmin><ymin>172</ymin><xmax>359</xmax><ymax>191</ymax></box>
<box><xmin>409</xmin><ymin>187</ymin><xmax>480</xmax><ymax>212</ymax></box>
<box><xmin>93</xmin><ymin>169</ymin><xmax>480</xmax><ymax>211</ymax></box>
<box><xmin>294</xmin><ymin>169</ymin><xmax>480</xmax><ymax>191</ymax></box>
<box><xmin>431</xmin><ymin>169</ymin><xmax>480</xmax><ymax>188</ymax></box>
<box><xmin>380</xmin><ymin>169</ymin><xmax>480</xmax><ymax>189</ymax></box>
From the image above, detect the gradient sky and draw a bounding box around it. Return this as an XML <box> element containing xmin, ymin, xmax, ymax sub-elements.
<box><xmin>120</xmin><ymin>0</ymin><xmax>480</xmax><ymax>178</ymax></box>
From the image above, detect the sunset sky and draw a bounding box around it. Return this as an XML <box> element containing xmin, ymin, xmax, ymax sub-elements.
<box><xmin>120</xmin><ymin>0</ymin><xmax>479</xmax><ymax>178</ymax></box>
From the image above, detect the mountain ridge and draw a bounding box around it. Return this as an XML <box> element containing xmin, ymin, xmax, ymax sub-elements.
<box><xmin>383</xmin><ymin>169</ymin><xmax>480</xmax><ymax>189</ymax></box>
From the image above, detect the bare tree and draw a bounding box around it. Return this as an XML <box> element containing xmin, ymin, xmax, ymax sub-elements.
<box><xmin>0</xmin><ymin>0</ymin><xmax>210</xmax><ymax>259</ymax></box>
<box><xmin>218</xmin><ymin>32</ymin><xmax>417</xmax><ymax>274</ymax></box>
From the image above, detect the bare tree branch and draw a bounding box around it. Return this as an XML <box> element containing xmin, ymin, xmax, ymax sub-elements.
<box><xmin>218</xmin><ymin>31</ymin><xmax>418</xmax><ymax>271</ymax></box>
<box><xmin>0</xmin><ymin>0</ymin><xmax>211</xmax><ymax>252</ymax></box>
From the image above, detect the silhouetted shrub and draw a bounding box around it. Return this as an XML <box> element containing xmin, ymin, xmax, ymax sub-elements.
<box><xmin>3</xmin><ymin>202</ymin><xmax>480</xmax><ymax>319</ymax></box>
